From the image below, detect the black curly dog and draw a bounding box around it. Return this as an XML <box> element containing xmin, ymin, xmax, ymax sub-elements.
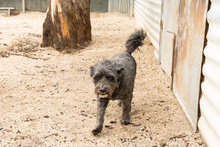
<box><xmin>90</xmin><ymin>29</ymin><xmax>146</xmax><ymax>135</ymax></box>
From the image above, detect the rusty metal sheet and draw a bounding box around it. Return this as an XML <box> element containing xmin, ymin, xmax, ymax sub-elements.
<box><xmin>173</xmin><ymin>0</ymin><xmax>208</xmax><ymax>131</ymax></box>
<box><xmin>159</xmin><ymin>0</ymin><xmax>180</xmax><ymax>77</ymax></box>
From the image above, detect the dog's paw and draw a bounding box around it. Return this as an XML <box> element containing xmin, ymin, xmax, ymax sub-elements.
<box><xmin>92</xmin><ymin>128</ymin><xmax>101</xmax><ymax>136</ymax></box>
<box><xmin>121</xmin><ymin>120</ymin><xmax>130</xmax><ymax>125</ymax></box>
<box><xmin>117</xmin><ymin>101</ymin><xmax>122</xmax><ymax>107</ymax></box>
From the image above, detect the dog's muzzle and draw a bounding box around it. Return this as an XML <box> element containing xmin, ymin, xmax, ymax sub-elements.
<box><xmin>97</xmin><ymin>86</ymin><xmax>109</xmax><ymax>99</ymax></box>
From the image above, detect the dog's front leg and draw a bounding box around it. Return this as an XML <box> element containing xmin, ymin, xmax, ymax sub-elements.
<box><xmin>92</xmin><ymin>98</ymin><xmax>109</xmax><ymax>135</ymax></box>
<box><xmin>121</xmin><ymin>98</ymin><xmax>131</xmax><ymax>125</ymax></box>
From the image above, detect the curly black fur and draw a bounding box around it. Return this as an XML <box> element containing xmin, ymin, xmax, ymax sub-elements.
<box><xmin>125</xmin><ymin>29</ymin><xmax>146</xmax><ymax>54</ymax></box>
<box><xmin>90</xmin><ymin>29</ymin><xmax>146</xmax><ymax>135</ymax></box>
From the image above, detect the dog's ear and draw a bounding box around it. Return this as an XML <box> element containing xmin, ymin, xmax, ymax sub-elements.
<box><xmin>116</xmin><ymin>67</ymin><xmax>124</xmax><ymax>79</ymax></box>
<box><xmin>90</xmin><ymin>66</ymin><xmax>95</xmax><ymax>77</ymax></box>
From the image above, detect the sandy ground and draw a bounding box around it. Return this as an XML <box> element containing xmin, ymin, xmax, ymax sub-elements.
<box><xmin>0</xmin><ymin>12</ymin><xmax>206</xmax><ymax>146</ymax></box>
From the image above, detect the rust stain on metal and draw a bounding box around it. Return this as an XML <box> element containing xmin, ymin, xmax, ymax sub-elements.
<box><xmin>173</xmin><ymin>0</ymin><xmax>208</xmax><ymax>131</ymax></box>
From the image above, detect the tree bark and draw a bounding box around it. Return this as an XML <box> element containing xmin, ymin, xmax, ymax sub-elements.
<box><xmin>41</xmin><ymin>0</ymin><xmax>91</xmax><ymax>51</ymax></box>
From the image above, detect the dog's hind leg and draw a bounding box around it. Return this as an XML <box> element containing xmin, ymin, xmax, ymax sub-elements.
<box><xmin>92</xmin><ymin>98</ymin><xmax>109</xmax><ymax>135</ymax></box>
<box><xmin>120</xmin><ymin>96</ymin><xmax>132</xmax><ymax>125</ymax></box>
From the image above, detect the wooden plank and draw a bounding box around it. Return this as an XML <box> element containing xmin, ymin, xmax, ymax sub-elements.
<box><xmin>0</xmin><ymin>7</ymin><xmax>15</xmax><ymax>10</ymax></box>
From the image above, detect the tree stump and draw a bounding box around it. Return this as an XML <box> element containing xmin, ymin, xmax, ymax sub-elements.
<box><xmin>41</xmin><ymin>0</ymin><xmax>91</xmax><ymax>51</ymax></box>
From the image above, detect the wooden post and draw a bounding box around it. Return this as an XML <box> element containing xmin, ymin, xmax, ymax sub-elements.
<box><xmin>108</xmin><ymin>0</ymin><xmax>111</xmax><ymax>12</ymax></box>
<box><xmin>8</xmin><ymin>9</ymin><xmax>10</xmax><ymax>16</ymax></box>
<box><xmin>22</xmin><ymin>0</ymin><xmax>25</xmax><ymax>13</ymax></box>
<box><xmin>130</xmin><ymin>0</ymin><xmax>133</xmax><ymax>16</ymax></box>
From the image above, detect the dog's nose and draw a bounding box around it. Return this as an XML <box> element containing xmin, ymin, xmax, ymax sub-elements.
<box><xmin>99</xmin><ymin>87</ymin><xmax>106</xmax><ymax>93</ymax></box>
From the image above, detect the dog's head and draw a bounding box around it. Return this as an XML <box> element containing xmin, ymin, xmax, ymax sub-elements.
<box><xmin>90</xmin><ymin>60</ymin><xmax>124</xmax><ymax>99</ymax></box>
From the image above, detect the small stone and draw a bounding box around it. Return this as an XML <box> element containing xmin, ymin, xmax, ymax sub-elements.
<box><xmin>110</xmin><ymin>120</ymin><xmax>117</xmax><ymax>124</ymax></box>
<box><xmin>140</xmin><ymin>128</ymin><xmax>145</xmax><ymax>131</ymax></box>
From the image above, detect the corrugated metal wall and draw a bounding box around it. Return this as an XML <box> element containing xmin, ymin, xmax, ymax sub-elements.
<box><xmin>90</xmin><ymin>0</ymin><xmax>108</xmax><ymax>12</ymax></box>
<box><xmin>198</xmin><ymin>0</ymin><xmax>220</xmax><ymax>145</ymax></box>
<box><xmin>0</xmin><ymin>0</ymin><xmax>48</xmax><ymax>12</ymax></box>
<box><xmin>26</xmin><ymin>0</ymin><xmax>48</xmax><ymax>12</ymax></box>
<box><xmin>108</xmin><ymin>0</ymin><xmax>133</xmax><ymax>16</ymax></box>
<box><xmin>134</xmin><ymin>0</ymin><xmax>162</xmax><ymax>59</ymax></box>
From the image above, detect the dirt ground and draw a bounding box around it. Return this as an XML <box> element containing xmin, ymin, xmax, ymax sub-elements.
<box><xmin>0</xmin><ymin>12</ymin><xmax>206</xmax><ymax>146</ymax></box>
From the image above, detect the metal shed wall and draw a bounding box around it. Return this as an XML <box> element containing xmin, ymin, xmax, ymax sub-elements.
<box><xmin>108</xmin><ymin>0</ymin><xmax>133</xmax><ymax>16</ymax></box>
<box><xmin>26</xmin><ymin>0</ymin><xmax>48</xmax><ymax>12</ymax></box>
<box><xmin>1</xmin><ymin>0</ymin><xmax>109</xmax><ymax>13</ymax></box>
<box><xmin>90</xmin><ymin>0</ymin><xmax>108</xmax><ymax>12</ymax></box>
<box><xmin>198</xmin><ymin>0</ymin><xmax>220</xmax><ymax>145</ymax></box>
<box><xmin>134</xmin><ymin>0</ymin><xmax>162</xmax><ymax>59</ymax></box>
<box><xmin>0</xmin><ymin>0</ymin><xmax>22</xmax><ymax>10</ymax></box>
<box><xmin>0</xmin><ymin>0</ymin><xmax>48</xmax><ymax>12</ymax></box>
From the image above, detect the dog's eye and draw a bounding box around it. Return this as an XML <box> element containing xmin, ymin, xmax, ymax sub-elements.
<box><xmin>94</xmin><ymin>75</ymin><xmax>101</xmax><ymax>81</ymax></box>
<box><xmin>106</xmin><ymin>76</ymin><xmax>115</xmax><ymax>82</ymax></box>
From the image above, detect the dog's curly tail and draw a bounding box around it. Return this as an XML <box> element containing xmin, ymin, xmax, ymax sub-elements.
<box><xmin>125</xmin><ymin>29</ymin><xmax>146</xmax><ymax>54</ymax></box>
